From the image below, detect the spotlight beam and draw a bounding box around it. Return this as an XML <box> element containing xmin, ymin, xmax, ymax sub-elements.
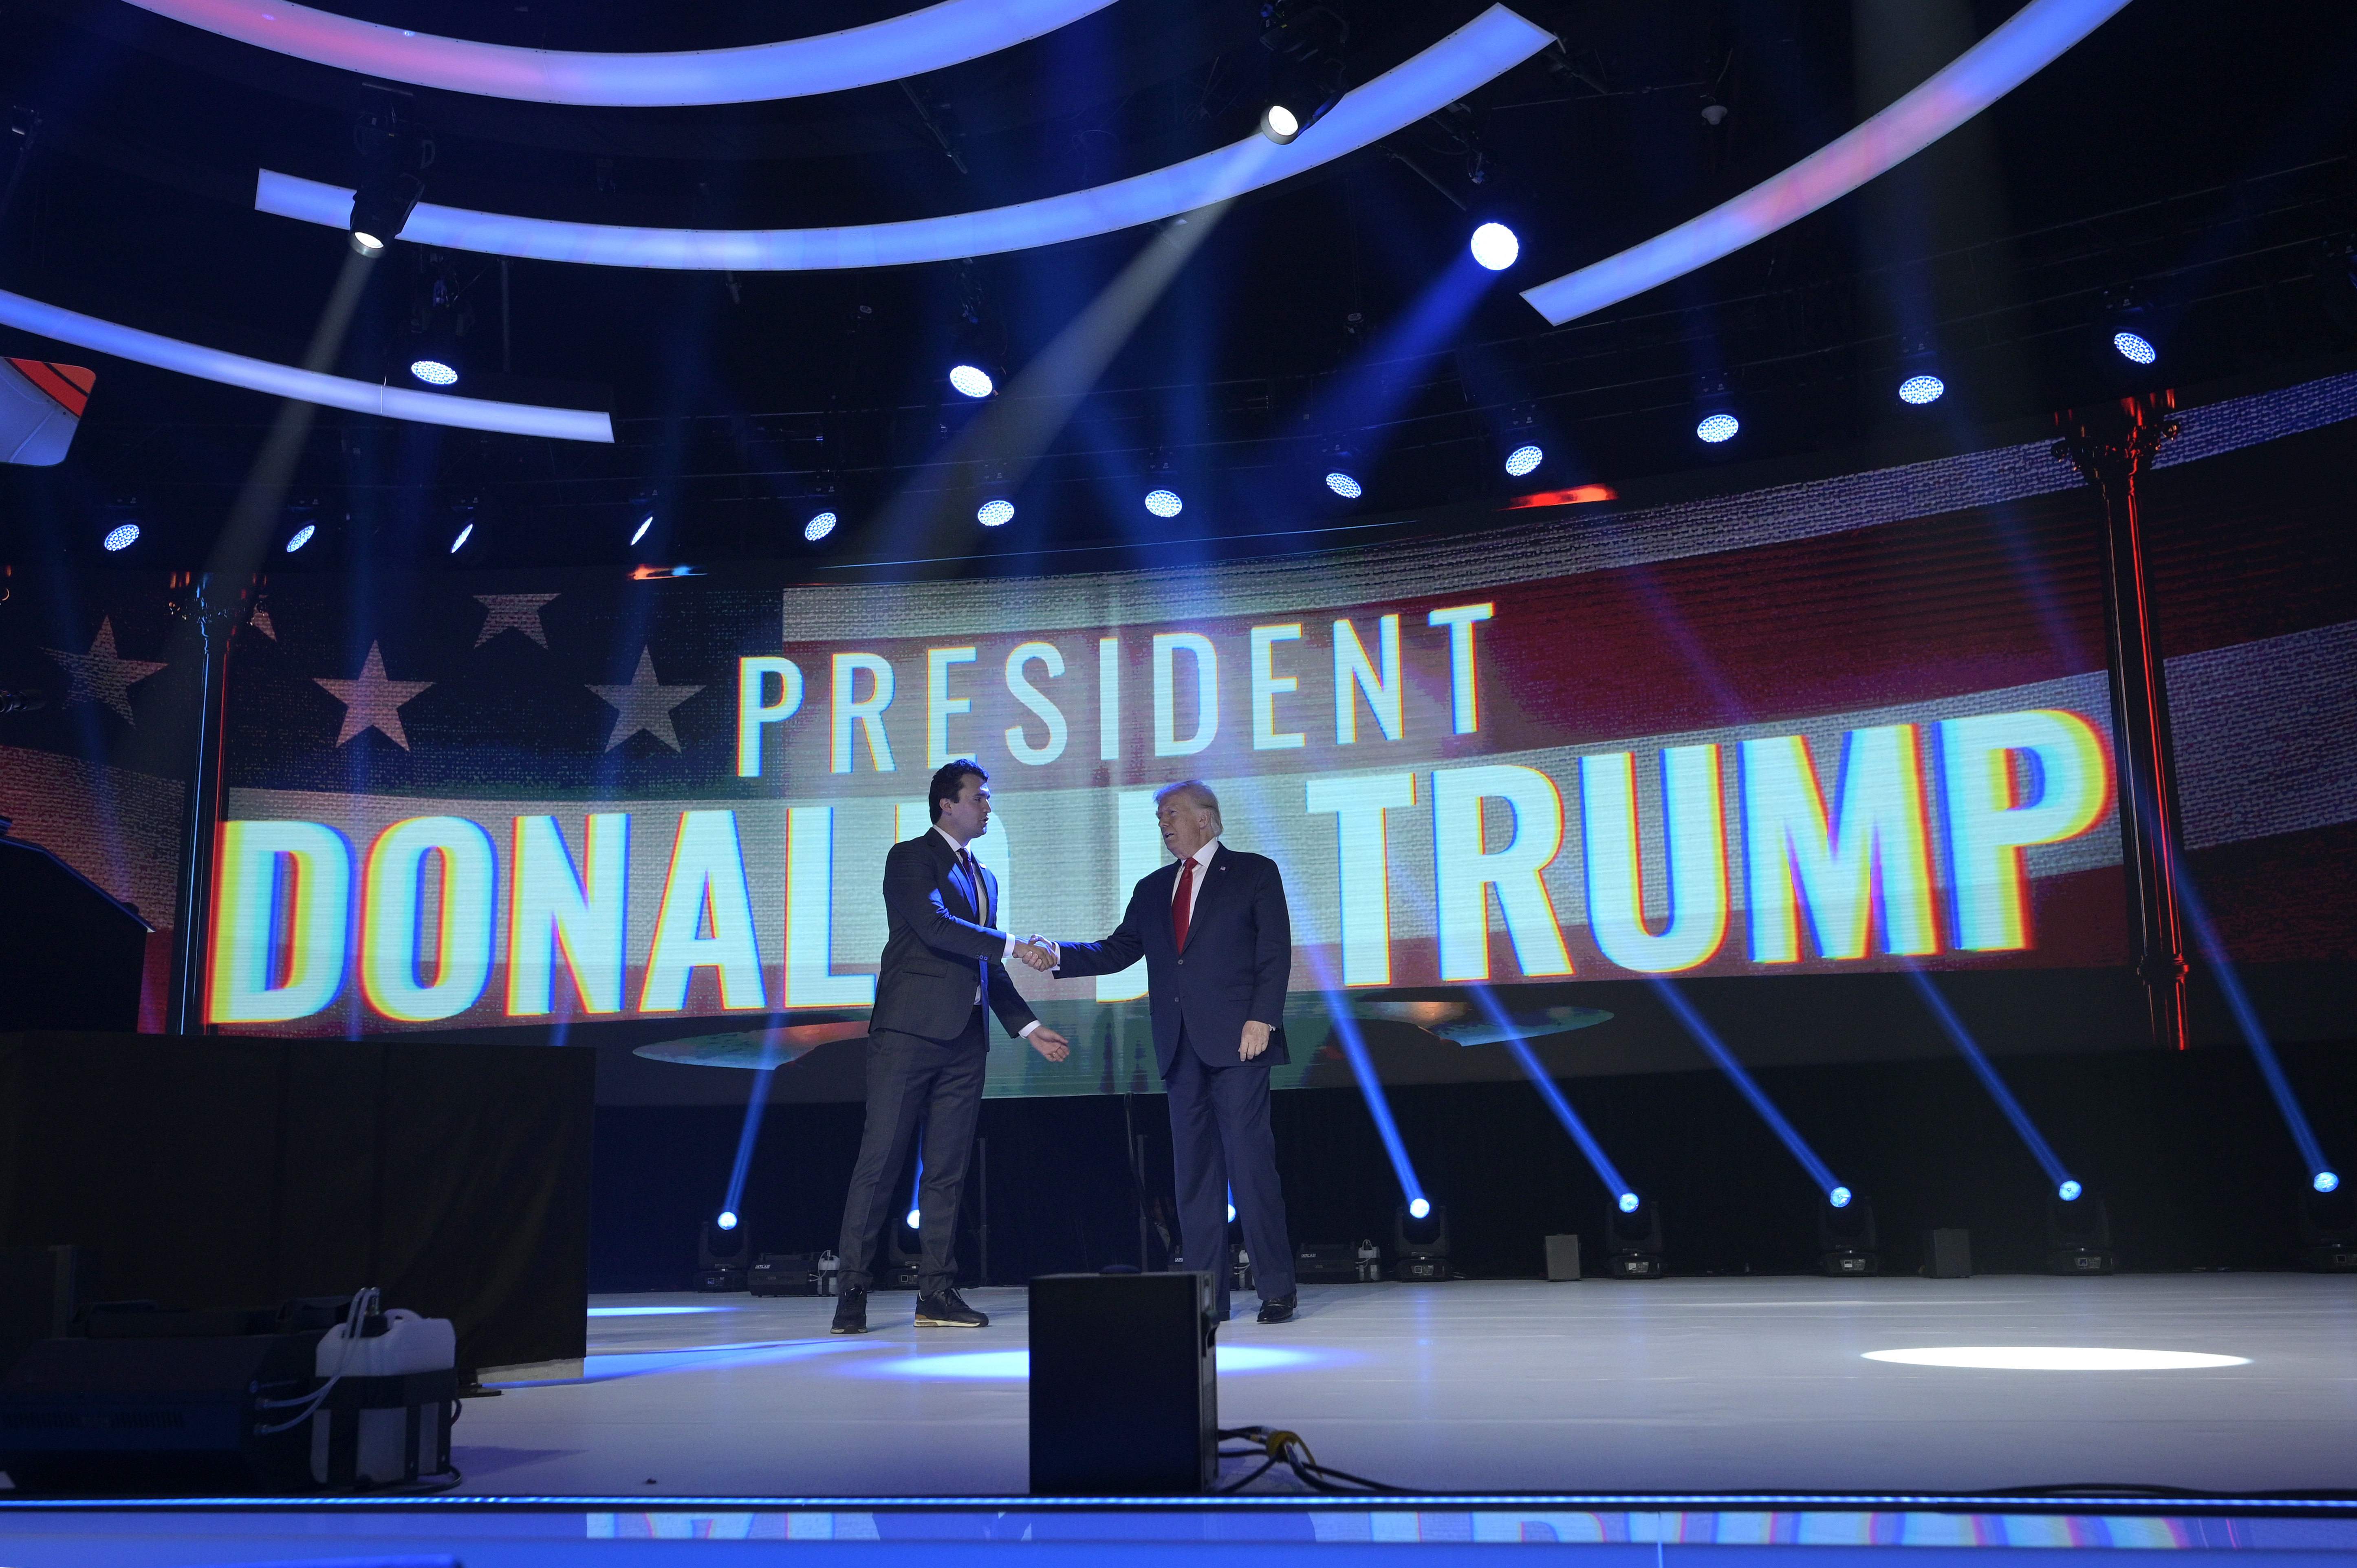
<box><xmin>1908</xmin><ymin>971</ymin><xmax>2079</xmax><ymax>1192</ymax></box>
<box><xmin>1652</xmin><ymin>979</ymin><xmax>1846</xmax><ymax>1200</ymax></box>
<box><xmin>0</xmin><ymin>286</ymin><xmax>614</xmax><ymax>442</ymax></box>
<box><xmin>1315</xmin><ymin>988</ymin><xmax>1428</xmax><ymax>1210</ymax></box>
<box><xmin>1520</xmin><ymin>0</ymin><xmax>2135</xmax><ymax>325</ymax></box>
<box><xmin>250</xmin><ymin>7</ymin><xmax>1554</xmax><ymax>271</ymax></box>
<box><xmin>869</xmin><ymin>202</ymin><xmax>1231</xmax><ymax>551</ymax></box>
<box><xmin>718</xmin><ymin>1065</ymin><xmax>775</xmax><ymax>1239</ymax></box>
<box><xmin>165</xmin><ymin>245</ymin><xmax>377</xmax><ymax>1032</ymax></box>
<box><xmin>2169</xmin><ymin>851</ymin><xmax>2337</xmax><ymax>1186</ymax></box>
<box><xmin>1469</xmin><ymin>984</ymin><xmax>1635</xmax><ymax>1205</ymax></box>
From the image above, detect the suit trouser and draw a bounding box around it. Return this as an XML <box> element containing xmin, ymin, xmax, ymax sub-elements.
<box><xmin>1166</xmin><ymin>1035</ymin><xmax>1295</xmax><ymax>1318</ymax></box>
<box><xmin>835</xmin><ymin>1009</ymin><xmax>988</xmax><ymax>1296</ymax></box>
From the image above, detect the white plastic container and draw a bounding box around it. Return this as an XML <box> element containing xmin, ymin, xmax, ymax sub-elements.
<box><xmin>309</xmin><ymin>1306</ymin><xmax>457</xmax><ymax>1487</ymax></box>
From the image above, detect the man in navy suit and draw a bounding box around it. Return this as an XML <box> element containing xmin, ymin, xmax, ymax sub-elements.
<box><xmin>830</xmin><ymin>759</ymin><xmax>1069</xmax><ymax>1335</ymax></box>
<box><xmin>1029</xmin><ymin>781</ymin><xmax>1299</xmax><ymax>1323</ymax></box>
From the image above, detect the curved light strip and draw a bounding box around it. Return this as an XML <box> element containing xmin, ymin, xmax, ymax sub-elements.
<box><xmin>253</xmin><ymin>6</ymin><xmax>1555</xmax><ymax>271</ymax></box>
<box><xmin>120</xmin><ymin>0</ymin><xmax>1119</xmax><ymax>107</ymax></box>
<box><xmin>1520</xmin><ymin>0</ymin><xmax>2135</xmax><ymax>325</ymax></box>
<box><xmin>0</xmin><ymin>287</ymin><xmax>614</xmax><ymax>442</ymax></box>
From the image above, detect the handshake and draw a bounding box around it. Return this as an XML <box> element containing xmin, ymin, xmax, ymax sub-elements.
<box><xmin>1011</xmin><ymin>936</ymin><xmax>1061</xmax><ymax>972</ymax></box>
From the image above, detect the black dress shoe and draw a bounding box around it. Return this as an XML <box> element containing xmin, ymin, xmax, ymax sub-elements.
<box><xmin>829</xmin><ymin>1286</ymin><xmax>870</xmax><ymax>1335</ymax></box>
<box><xmin>1256</xmin><ymin>1295</ymin><xmax>1297</xmax><ymax>1324</ymax></box>
<box><xmin>914</xmin><ymin>1288</ymin><xmax>989</xmax><ymax>1328</ymax></box>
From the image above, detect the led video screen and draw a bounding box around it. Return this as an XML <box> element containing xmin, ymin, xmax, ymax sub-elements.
<box><xmin>201</xmin><ymin>486</ymin><xmax>2133</xmax><ymax>1068</ymax></box>
<box><xmin>11</xmin><ymin>372</ymin><xmax>2353</xmax><ymax>1094</ymax></box>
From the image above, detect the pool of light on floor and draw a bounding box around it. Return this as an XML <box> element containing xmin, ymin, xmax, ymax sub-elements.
<box><xmin>854</xmin><ymin>1344</ymin><xmax>1331</xmax><ymax>1380</ymax></box>
<box><xmin>1864</xmin><ymin>1346</ymin><xmax>2249</xmax><ymax>1371</ymax></box>
<box><xmin>589</xmin><ymin>1305</ymin><xmax>738</xmax><ymax>1317</ymax></box>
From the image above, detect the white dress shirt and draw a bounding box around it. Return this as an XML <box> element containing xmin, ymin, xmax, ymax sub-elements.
<box><xmin>1172</xmin><ymin>837</ymin><xmax>1220</xmax><ymax>934</ymax></box>
<box><xmin>1043</xmin><ymin>838</ymin><xmax>1219</xmax><ymax>975</ymax></box>
<box><xmin>934</xmin><ymin>826</ymin><xmax>1039</xmax><ymax>1037</ymax></box>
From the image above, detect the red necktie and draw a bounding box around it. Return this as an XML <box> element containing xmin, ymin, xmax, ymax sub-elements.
<box><xmin>1171</xmin><ymin>857</ymin><xmax>1195</xmax><ymax>951</ymax></box>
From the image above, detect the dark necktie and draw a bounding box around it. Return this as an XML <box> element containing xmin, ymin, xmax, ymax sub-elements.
<box><xmin>959</xmin><ymin>848</ymin><xmax>987</xmax><ymax>925</ymax></box>
<box><xmin>1172</xmin><ymin>857</ymin><xmax>1195</xmax><ymax>951</ymax></box>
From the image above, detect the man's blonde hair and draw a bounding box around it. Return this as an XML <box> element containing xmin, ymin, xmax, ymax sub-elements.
<box><xmin>1154</xmin><ymin>779</ymin><xmax>1222</xmax><ymax>830</ymax></box>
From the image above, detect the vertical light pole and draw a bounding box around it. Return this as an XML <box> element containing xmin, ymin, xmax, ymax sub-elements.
<box><xmin>2053</xmin><ymin>391</ymin><xmax>2187</xmax><ymax>1049</ymax></box>
<box><xmin>167</xmin><ymin>574</ymin><xmax>244</xmax><ymax>1035</ymax></box>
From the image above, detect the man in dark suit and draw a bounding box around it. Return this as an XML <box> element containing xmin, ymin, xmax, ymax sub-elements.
<box><xmin>1028</xmin><ymin>781</ymin><xmax>1298</xmax><ymax>1323</ymax></box>
<box><xmin>830</xmin><ymin>759</ymin><xmax>1069</xmax><ymax>1335</ymax></box>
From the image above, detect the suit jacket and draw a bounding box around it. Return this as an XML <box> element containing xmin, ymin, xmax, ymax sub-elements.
<box><xmin>1053</xmin><ymin>843</ymin><xmax>1293</xmax><ymax>1075</ymax></box>
<box><xmin>868</xmin><ymin>830</ymin><xmax>1037</xmax><ymax>1044</ymax></box>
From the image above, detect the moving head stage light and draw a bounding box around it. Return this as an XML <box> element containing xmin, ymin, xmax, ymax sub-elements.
<box><xmin>2299</xmin><ymin>1180</ymin><xmax>2357</xmax><ymax>1273</ymax></box>
<box><xmin>2046</xmin><ymin>1187</ymin><xmax>2114</xmax><ymax>1275</ymax></box>
<box><xmin>1818</xmin><ymin>1191</ymin><xmax>1879</xmax><ymax>1276</ymax></box>
<box><xmin>1606</xmin><ymin>1197</ymin><xmax>1664</xmax><ymax>1279</ymax></box>
<box><xmin>1392</xmin><ymin>1202</ymin><xmax>1450</xmax><ymax>1281</ymax></box>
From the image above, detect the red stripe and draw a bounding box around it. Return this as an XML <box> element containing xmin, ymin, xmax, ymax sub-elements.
<box><xmin>8</xmin><ymin>358</ymin><xmax>89</xmax><ymax>418</ymax></box>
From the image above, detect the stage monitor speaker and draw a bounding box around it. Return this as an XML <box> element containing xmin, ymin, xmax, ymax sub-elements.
<box><xmin>1544</xmin><ymin>1235</ymin><xmax>1581</xmax><ymax>1282</ymax></box>
<box><xmin>1921</xmin><ymin>1228</ymin><xmax>1973</xmax><ymax>1278</ymax></box>
<box><xmin>1029</xmin><ymin>1271</ymin><xmax>1215</xmax><ymax>1496</ymax></box>
<box><xmin>0</xmin><ymin>1332</ymin><xmax>321</xmax><ymax>1494</ymax></box>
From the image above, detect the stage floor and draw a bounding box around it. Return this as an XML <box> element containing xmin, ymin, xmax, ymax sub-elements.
<box><xmin>447</xmin><ymin>1274</ymin><xmax>2357</xmax><ymax>1499</ymax></box>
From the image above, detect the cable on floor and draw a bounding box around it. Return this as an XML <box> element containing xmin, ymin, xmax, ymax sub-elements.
<box><xmin>1215</xmin><ymin>1425</ymin><xmax>1410</xmax><ymax>1494</ymax></box>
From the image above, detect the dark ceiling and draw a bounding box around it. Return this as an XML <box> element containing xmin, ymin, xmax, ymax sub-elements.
<box><xmin>0</xmin><ymin>0</ymin><xmax>2353</xmax><ymax>575</ymax></box>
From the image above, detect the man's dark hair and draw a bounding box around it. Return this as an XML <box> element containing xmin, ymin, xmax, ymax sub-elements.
<box><xmin>928</xmin><ymin>758</ymin><xmax>987</xmax><ymax>823</ymax></box>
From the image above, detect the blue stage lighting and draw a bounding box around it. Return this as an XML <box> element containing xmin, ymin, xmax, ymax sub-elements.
<box><xmin>2112</xmin><ymin>330</ymin><xmax>2157</xmax><ymax>365</ymax></box>
<box><xmin>1654</xmin><ymin>979</ymin><xmax>1847</xmax><ymax>1198</ymax></box>
<box><xmin>1696</xmin><ymin>412</ymin><xmax>1740</xmax><ymax>444</ymax></box>
<box><xmin>253</xmin><ymin>10</ymin><xmax>1554</xmax><ymax>271</ymax></box>
<box><xmin>1519</xmin><ymin>0</ymin><xmax>2138</xmax><ymax>328</ymax></box>
<box><xmin>408</xmin><ymin>357</ymin><xmax>459</xmax><ymax>386</ymax></box>
<box><xmin>285</xmin><ymin>522</ymin><xmax>316</xmax><ymax>553</ymax></box>
<box><xmin>448</xmin><ymin>522</ymin><xmax>474</xmax><ymax>553</ymax></box>
<box><xmin>905</xmin><ymin>1207</ymin><xmax>921</xmax><ymax>1229</ymax></box>
<box><xmin>803</xmin><ymin>511</ymin><xmax>837</xmax><ymax>543</ymax></box>
<box><xmin>630</xmin><ymin>514</ymin><xmax>653</xmax><ymax>546</ymax></box>
<box><xmin>1829</xmin><ymin>1186</ymin><xmax>1853</xmax><ymax>1209</ymax></box>
<box><xmin>2318</xmin><ymin>1172</ymin><xmax>2342</xmax><ymax>1194</ymax></box>
<box><xmin>1898</xmin><ymin>373</ymin><xmax>1946</xmax><ymax>405</ymax></box>
<box><xmin>137</xmin><ymin>0</ymin><xmax>1121</xmax><ymax>107</ymax></box>
<box><xmin>2058</xmin><ymin>1179</ymin><xmax>2083</xmax><ymax>1202</ymax></box>
<box><xmin>1227</xmin><ymin>1201</ymin><xmax>1237</xmax><ymax>1223</ymax></box>
<box><xmin>1910</xmin><ymin>972</ymin><xmax>2082</xmax><ymax>1195</ymax></box>
<box><xmin>1143</xmin><ymin>488</ymin><xmax>1183</xmax><ymax>518</ymax></box>
<box><xmin>1503</xmin><ymin>443</ymin><xmax>1543</xmax><ymax>478</ymax></box>
<box><xmin>1472</xmin><ymin>986</ymin><xmax>1636</xmax><ymax>1207</ymax></box>
<box><xmin>948</xmin><ymin>363</ymin><xmax>996</xmax><ymax>399</ymax></box>
<box><xmin>977</xmin><ymin>498</ymin><xmax>1015</xmax><ymax>527</ymax></box>
<box><xmin>1618</xmin><ymin>1192</ymin><xmax>1640</xmax><ymax>1213</ymax></box>
<box><xmin>1469</xmin><ymin>221</ymin><xmax>1520</xmax><ymax>272</ymax></box>
<box><xmin>1324</xmin><ymin>471</ymin><xmax>1363</xmax><ymax>499</ymax></box>
<box><xmin>101</xmin><ymin>522</ymin><xmax>140</xmax><ymax>552</ymax></box>
<box><xmin>716</xmin><ymin>1210</ymin><xmax>738</xmax><ymax>1230</ymax></box>
<box><xmin>1408</xmin><ymin>1197</ymin><xmax>1432</xmax><ymax>1220</ymax></box>
<box><xmin>0</xmin><ymin>285</ymin><xmax>614</xmax><ymax>443</ymax></box>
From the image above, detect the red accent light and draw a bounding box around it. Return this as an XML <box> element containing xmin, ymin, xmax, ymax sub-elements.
<box><xmin>1503</xmin><ymin>484</ymin><xmax>1617</xmax><ymax>510</ymax></box>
